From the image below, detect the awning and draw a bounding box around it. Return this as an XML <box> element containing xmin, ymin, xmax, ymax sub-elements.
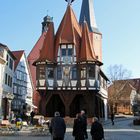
<box><xmin>26</xmin><ymin>99</ymin><xmax>37</xmax><ymax>108</ymax></box>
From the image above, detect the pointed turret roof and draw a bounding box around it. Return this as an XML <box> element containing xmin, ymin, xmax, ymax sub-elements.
<box><xmin>79</xmin><ymin>0</ymin><xmax>99</xmax><ymax>33</ymax></box>
<box><xmin>28</xmin><ymin>32</ymin><xmax>46</xmax><ymax>61</ymax></box>
<box><xmin>78</xmin><ymin>21</ymin><xmax>96</xmax><ymax>62</ymax></box>
<box><xmin>55</xmin><ymin>5</ymin><xmax>81</xmax><ymax>59</ymax></box>
<box><xmin>35</xmin><ymin>22</ymin><xmax>55</xmax><ymax>63</ymax></box>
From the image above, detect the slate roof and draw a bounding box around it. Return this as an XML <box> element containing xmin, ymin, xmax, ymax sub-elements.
<box><xmin>79</xmin><ymin>0</ymin><xmax>100</xmax><ymax>33</ymax></box>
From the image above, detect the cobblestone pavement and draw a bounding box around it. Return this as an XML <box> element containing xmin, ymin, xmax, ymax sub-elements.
<box><xmin>103</xmin><ymin>115</ymin><xmax>140</xmax><ymax>140</ymax></box>
<box><xmin>0</xmin><ymin>129</ymin><xmax>140</xmax><ymax>140</ymax></box>
<box><xmin>0</xmin><ymin>115</ymin><xmax>140</xmax><ymax>140</ymax></box>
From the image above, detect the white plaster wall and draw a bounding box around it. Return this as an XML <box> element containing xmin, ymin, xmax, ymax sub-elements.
<box><xmin>104</xmin><ymin>99</ymin><xmax>108</xmax><ymax>121</ymax></box>
<box><xmin>0</xmin><ymin>64</ymin><xmax>3</xmax><ymax>89</ymax></box>
<box><xmin>100</xmin><ymin>87</ymin><xmax>108</xmax><ymax>120</ymax></box>
<box><xmin>23</xmin><ymin>54</ymin><xmax>33</xmax><ymax>100</ymax></box>
<box><xmin>2</xmin><ymin>49</ymin><xmax>14</xmax><ymax>95</ymax></box>
<box><xmin>100</xmin><ymin>87</ymin><xmax>108</xmax><ymax>98</ymax></box>
<box><xmin>16</xmin><ymin>53</ymin><xmax>33</xmax><ymax>107</ymax></box>
<box><xmin>0</xmin><ymin>63</ymin><xmax>3</xmax><ymax>115</ymax></box>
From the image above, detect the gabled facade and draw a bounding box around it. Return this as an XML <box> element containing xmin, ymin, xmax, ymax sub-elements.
<box><xmin>0</xmin><ymin>46</ymin><xmax>6</xmax><ymax>118</ymax></box>
<box><xmin>12</xmin><ymin>50</ymin><xmax>34</xmax><ymax>114</ymax></box>
<box><xmin>108</xmin><ymin>79</ymin><xmax>140</xmax><ymax>115</ymax></box>
<box><xmin>0</xmin><ymin>43</ymin><xmax>16</xmax><ymax>119</ymax></box>
<box><xmin>31</xmin><ymin>0</ymin><xmax>108</xmax><ymax>119</ymax></box>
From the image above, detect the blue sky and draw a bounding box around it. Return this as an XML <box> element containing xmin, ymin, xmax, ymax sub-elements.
<box><xmin>0</xmin><ymin>0</ymin><xmax>140</xmax><ymax>78</ymax></box>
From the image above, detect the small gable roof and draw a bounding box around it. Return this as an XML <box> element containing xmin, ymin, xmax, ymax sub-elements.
<box><xmin>12</xmin><ymin>50</ymin><xmax>24</xmax><ymax>70</ymax></box>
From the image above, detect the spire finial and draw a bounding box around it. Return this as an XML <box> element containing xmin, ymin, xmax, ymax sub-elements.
<box><xmin>79</xmin><ymin>0</ymin><xmax>99</xmax><ymax>33</ymax></box>
<box><xmin>65</xmin><ymin>0</ymin><xmax>75</xmax><ymax>5</ymax></box>
<box><xmin>46</xmin><ymin>10</ymin><xmax>49</xmax><ymax>15</ymax></box>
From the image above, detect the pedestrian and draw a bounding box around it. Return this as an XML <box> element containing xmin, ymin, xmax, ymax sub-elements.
<box><xmin>21</xmin><ymin>111</ymin><xmax>28</xmax><ymax>122</ymax></box>
<box><xmin>49</xmin><ymin>111</ymin><xmax>66</xmax><ymax>140</ymax></box>
<box><xmin>30</xmin><ymin>111</ymin><xmax>35</xmax><ymax>125</ymax></box>
<box><xmin>81</xmin><ymin>110</ymin><xmax>88</xmax><ymax>139</ymax></box>
<box><xmin>110</xmin><ymin>112</ymin><xmax>115</xmax><ymax>125</ymax></box>
<box><xmin>38</xmin><ymin>116</ymin><xmax>45</xmax><ymax>126</ymax></box>
<box><xmin>72</xmin><ymin>113</ymin><xmax>85</xmax><ymax>140</ymax></box>
<box><xmin>15</xmin><ymin>117</ymin><xmax>23</xmax><ymax>130</ymax></box>
<box><xmin>9</xmin><ymin>111</ymin><xmax>15</xmax><ymax>123</ymax></box>
<box><xmin>90</xmin><ymin>117</ymin><xmax>104</xmax><ymax>140</ymax></box>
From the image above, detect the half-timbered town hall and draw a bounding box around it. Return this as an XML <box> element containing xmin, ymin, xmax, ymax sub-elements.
<box><xmin>28</xmin><ymin>0</ymin><xmax>108</xmax><ymax>119</ymax></box>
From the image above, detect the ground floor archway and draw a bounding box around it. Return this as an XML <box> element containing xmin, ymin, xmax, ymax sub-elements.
<box><xmin>70</xmin><ymin>94</ymin><xmax>85</xmax><ymax>117</ymax></box>
<box><xmin>38</xmin><ymin>90</ymin><xmax>107</xmax><ymax>119</ymax></box>
<box><xmin>45</xmin><ymin>94</ymin><xmax>65</xmax><ymax>117</ymax></box>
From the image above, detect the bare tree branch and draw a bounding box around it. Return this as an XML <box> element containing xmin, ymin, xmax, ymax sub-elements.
<box><xmin>107</xmin><ymin>64</ymin><xmax>132</xmax><ymax>84</ymax></box>
<box><xmin>107</xmin><ymin>64</ymin><xmax>132</xmax><ymax>113</ymax></box>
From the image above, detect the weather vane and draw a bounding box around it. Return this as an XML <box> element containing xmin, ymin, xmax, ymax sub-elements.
<box><xmin>65</xmin><ymin>0</ymin><xmax>75</xmax><ymax>5</ymax></box>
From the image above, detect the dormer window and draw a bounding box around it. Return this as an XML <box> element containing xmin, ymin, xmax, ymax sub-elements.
<box><xmin>57</xmin><ymin>66</ymin><xmax>62</xmax><ymax>80</ymax></box>
<box><xmin>71</xmin><ymin>66</ymin><xmax>77</xmax><ymax>80</ymax></box>
<box><xmin>58</xmin><ymin>44</ymin><xmax>73</xmax><ymax>64</ymax></box>
<box><xmin>81</xmin><ymin>67</ymin><xmax>86</xmax><ymax>78</ymax></box>
<box><xmin>68</xmin><ymin>48</ymin><xmax>72</xmax><ymax>56</ymax></box>
<box><xmin>88</xmin><ymin>66</ymin><xmax>95</xmax><ymax>78</ymax></box>
<box><xmin>37</xmin><ymin>65</ymin><xmax>45</xmax><ymax>79</ymax></box>
<box><xmin>62</xmin><ymin>49</ymin><xmax>66</xmax><ymax>56</ymax></box>
<box><xmin>57</xmin><ymin>44</ymin><xmax>77</xmax><ymax>64</ymax></box>
<box><xmin>47</xmin><ymin>67</ymin><xmax>54</xmax><ymax>79</ymax></box>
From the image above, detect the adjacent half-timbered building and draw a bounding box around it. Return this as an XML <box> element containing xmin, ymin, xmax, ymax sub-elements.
<box><xmin>31</xmin><ymin>0</ymin><xmax>108</xmax><ymax>119</ymax></box>
<box><xmin>12</xmin><ymin>50</ymin><xmax>34</xmax><ymax>114</ymax></box>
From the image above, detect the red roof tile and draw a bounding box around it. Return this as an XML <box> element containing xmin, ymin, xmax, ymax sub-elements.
<box><xmin>36</xmin><ymin>22</ymin><xmax>55</xmax><ymax>63</ymax></box>
<box><xmin>55</xmin><ymin>5</ymin><xmax>81</xmax><ymax>60</ymax></box>
<box><xmin>28</xmin><ymin>32</ymin><xmax>46</xmax><ymax>61</ymax></box>
<box><xmin>78</xmin><ymin>21</ymin><xmax>96</xmax><ymax>62</ymax></box>
<box><xmin>12</xmin><ymin>50</ymin><xmax>24</xmax><ymax>70</ymax></box>
<box><xmin>27</xmin><ymin>32</ymin><xmax>46</xmax><ymax>88</ymax></box>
